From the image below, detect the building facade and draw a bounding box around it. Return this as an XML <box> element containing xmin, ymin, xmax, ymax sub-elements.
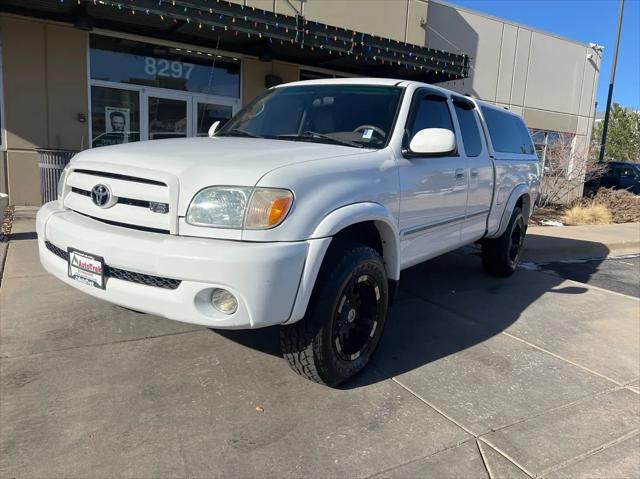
<box><xmin>0</xmin><ymin>0</ymin><xmax>601</xmax><ymax>205</ymax></box>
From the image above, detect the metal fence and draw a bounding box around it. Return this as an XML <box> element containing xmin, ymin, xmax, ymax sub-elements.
<box><xmin>37</xmin><ymin>149</ymin><xmax>78</xmax><ymax>204</ymax></box>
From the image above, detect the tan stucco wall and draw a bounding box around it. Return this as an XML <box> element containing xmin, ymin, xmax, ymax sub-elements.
<box><xmin>0</xmin><ymin>15</ymin><xmax>89</xmax><ymax>205</ymax></box>
<box><xmin>242</xmin><ymin>58</ymin><xmax>299</xmax><ymax>104</ymax></box>
<box><xmin>0</xmin><ymin>151</ymin><xmax>7</xmax><ymax>195</ymax></box>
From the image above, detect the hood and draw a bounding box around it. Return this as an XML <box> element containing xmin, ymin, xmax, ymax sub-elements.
<box><xmin>73</xmin><ymin>136</ymin><xmax>368</xmax><ymax>188</ymax></box>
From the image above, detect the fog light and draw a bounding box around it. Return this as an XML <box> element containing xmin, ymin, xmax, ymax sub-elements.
<box><xmin>211</xmin><ymin>288</ymin><xmax>238</xmax><ymax>315</ymax></box>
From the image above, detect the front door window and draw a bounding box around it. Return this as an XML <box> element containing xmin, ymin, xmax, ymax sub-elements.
<box><xmin>148</xmin><ymin>96</ymin><xmax>188</xmax><ymax>140</ymax></box>
<box><xmin>91</xmin><ymin>85</ymin><xmax>140</xmax><ymax>148</ymax></box>
<box><xmin>195</xmin><ymin>102</ymin><xmax>233</xmax><ymax>137</ymax></box>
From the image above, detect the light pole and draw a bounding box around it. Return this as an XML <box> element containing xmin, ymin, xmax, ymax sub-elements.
<box><xmin>598</xmin><ymin>0</ymin><xmax>625</xmax><ymax>162</ymax></box>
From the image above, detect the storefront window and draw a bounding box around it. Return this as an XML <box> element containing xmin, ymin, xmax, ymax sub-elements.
<box><xmin>90</xmin><ymin>35</ymin><xmax>240</xmax><ymax>98</ymax></box>
<box><xmin>195</xmin><ymin>103</ymin><xmax>233</xmax><ymax>136</ymax></box>
<box><xmin>91</xmin><ymin>86</ymin><xmax>140</xmax><ymax>148</ymax></box>
<box><xmin>530</xmin><ymin>128</ymin><xmax>575</xmax><ymax>175</ymax></box>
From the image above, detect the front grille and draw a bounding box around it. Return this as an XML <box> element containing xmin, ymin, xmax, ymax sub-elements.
<box><xmin>45</xmin><ymin>241</ymin><xmax>181</xmax><ymax>290</ymax></box>
<box><xmin>76</xmin><ymin>211</ymin><xmax>170</xmax><ymax>235</ymax></box>
<box><xmin>71</xmin><ymin>187</ymin><xmax>167</xmax><ymax>211</ymax></box>
<box><xmin>72</xmin><ymin>169</ymin><xmax>167</xmax><ymax>186</ymax></box>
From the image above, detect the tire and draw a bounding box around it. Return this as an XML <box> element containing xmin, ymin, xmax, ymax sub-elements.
<box><xmin>280</xmin><ymin>243</ymin><xmax>389</xmax><ymax>387</ymax></box>
<box><xmin>481</xmin><ymin>206</ymin><xmax>526</xmax><ymax>277</ymax></box>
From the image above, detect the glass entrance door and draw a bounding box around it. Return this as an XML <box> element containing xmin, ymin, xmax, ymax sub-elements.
<box><xmin>91</xmin><ymin>86</ymin><xmax>240</xmax><ymax>144</ymax></box>
<box><xmin>147</xmin><ymin>94</ymin><xmax>189</xmax><ymax>140</ymax></box>
<box><xmin>193</xmin><ymin>96</ymin><xmax>239</xmax><ymax>137</ymax></box>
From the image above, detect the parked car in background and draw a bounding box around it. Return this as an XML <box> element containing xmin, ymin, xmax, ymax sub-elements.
<box><xmin>584</xmin><ymin>161</ymin><xmax>640</xmax><ymax>196</ymax></box>
<box><xmin>37</xmin><ymin>78</ymin><xmax>539</xmax><ymax>387</ymax></box>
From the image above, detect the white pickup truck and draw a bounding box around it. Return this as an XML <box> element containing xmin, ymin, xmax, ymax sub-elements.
<box><xmin>37</xmin><ymin>78</ymin><xmax>539</xmax><ymax>386</ymax></box>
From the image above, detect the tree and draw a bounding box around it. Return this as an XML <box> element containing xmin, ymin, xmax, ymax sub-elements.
<box><xmin>592</xmin><ymin>103</ymin><xmax>640</xmax><ymax>162</ymax></box>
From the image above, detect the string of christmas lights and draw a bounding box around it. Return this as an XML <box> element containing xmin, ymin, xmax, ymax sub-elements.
<box><xmin>62</xmin><ymin>0</ymin><xmax>470</xmax><ymax>78</ymax></box>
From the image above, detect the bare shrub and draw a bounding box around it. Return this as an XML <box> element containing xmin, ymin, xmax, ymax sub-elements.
<box><xmin>538</xmin><ymin>134</ymin><xmax>606</xmax><ymax>208</ymax></box>
<box><xmin>576</xmin><ymin>188</ymin><xmax>640</xmax><ymax>223</ymax></box>
<box><xmin>562</xmin><ymin>204</ymin><xmax>612</xmax><ymax>225</ymax></box>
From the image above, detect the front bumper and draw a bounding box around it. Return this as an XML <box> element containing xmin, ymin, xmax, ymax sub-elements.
<box><xmin>37</xmin><ymin>201</ymin><xmax>321</xmax><ymax>329</ymax></box>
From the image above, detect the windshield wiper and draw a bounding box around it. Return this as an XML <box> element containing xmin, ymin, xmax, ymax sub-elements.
<box><xmin>218</xmin><ymin>128</ymin><xmax>262</xmax><ymax>138</ymax></box>
<box><xmin>277</xmin><ymin>131</ymin><xmax>364</xmax><ymax>148</ymax></box>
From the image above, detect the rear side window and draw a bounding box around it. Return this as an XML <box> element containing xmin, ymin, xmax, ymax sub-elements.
<box><xmin>453</xmin><ymin>101</ymin><xmax>482</xmax><ymax>157</ymax></box>
<box><xmin>408</xmin><ymin>94</ymin><xmax>454</xmax><ymax>139</ymax></box>
<box><xmin>481</xmin><ymin>106</ymin><xmax>534</xmax><ymax>155</ymax></box>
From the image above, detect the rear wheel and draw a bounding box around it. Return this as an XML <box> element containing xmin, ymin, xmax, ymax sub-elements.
<box><xmin>481</xmin><ymin>206</ymin><xmax>526</xmax><ymax>277</ymax></box>
<box><xmin>280</xmin><ymin>243</ymin><xmax>388</xmax><ymax>387</ymax></box>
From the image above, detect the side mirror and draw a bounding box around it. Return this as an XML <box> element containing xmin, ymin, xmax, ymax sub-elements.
<box><xmin>408</xmin><ymin>128</ymin><xmax>456</xmax><ymax>156</ymax></box>
<box><xmin>208</xmin><ymin>121</ymin><xmax>221</xmax><ymax>138</ymax></box>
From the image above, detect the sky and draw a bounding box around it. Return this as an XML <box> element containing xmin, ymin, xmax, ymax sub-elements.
<box><xmin>449</xmin><ymin>0</ymin><xmax>640</xmax><ymax>111</ymax></box>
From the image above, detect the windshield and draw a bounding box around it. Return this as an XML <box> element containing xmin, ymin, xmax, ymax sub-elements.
<box><xmin>217</xmin><ymin>84</ymin><xmax>403</xmax><ymax>149</ymax></box>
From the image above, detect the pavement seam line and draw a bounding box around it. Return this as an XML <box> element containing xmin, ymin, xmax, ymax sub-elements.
<box><xmin>2</xmin><ymin>273</ymin><xmax>54</xmax><ymax>280</ymax></box>
<box><xmin>536</xmin><ymin>429</ymin><xmax>640</xmax><ymax>478</ymax></box>
<box><xmin>502</xmin><ymin>331</ymin><xmax>624</xmax><ymax>386</ymax></box>
<box><xmin>477</xmin><ymin>383</ymin><xmax>630</xmax><ymax>441</ymax></box>
<box><xmin>390</xmin><ymin>377</ymin><xmax>477</xmax><ymax>437</ymax></box>
<box><xmin>0</xmin><ymin>329</ymin><xmax>205</xmax><ymax>360</ymax></box>
<box><xmin>362</xmin><ymin>436</ymin><xmax>478</xmax><ymax>479</ymax></box>
<box><xmin>562</xmin><ymin>277</ymin><xmax>640</xmax><ymax>301</ymax></box>
<box><xmin>477</xmin><ymin>438</ymin><xmax>534</xmax><ymax>478</ymax></box>
<box><xmin>475</xmin><ymin>439</ymin><xmax>495</xmax><ymax>479</ymax></box>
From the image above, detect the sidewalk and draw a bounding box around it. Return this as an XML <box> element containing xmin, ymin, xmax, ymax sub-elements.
<box><xmin>523</xmin><ymin>222</ymin><xmax>640</xmax><ymax>263</ymax></box>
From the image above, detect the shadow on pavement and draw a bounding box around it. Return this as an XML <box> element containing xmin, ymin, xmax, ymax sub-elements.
<box><xmin>214</xmin><ymin>235</ymin><xmax>610</xmax><ymax>387</ymax></box>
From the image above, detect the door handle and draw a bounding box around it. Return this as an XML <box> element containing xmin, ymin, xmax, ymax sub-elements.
<box><xmin>470</xmin><ymin>168</ymin><xmax>479</xmax><ymax>178</ymax></box>
<box><xmin>455</xmin><ymin>168</ymin><xmax>465</xmax><ymax>179</ymax></box>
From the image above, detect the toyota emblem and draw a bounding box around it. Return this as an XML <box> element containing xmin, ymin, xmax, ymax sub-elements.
<box><xmin>91</xmin><ymin>184</ymin><xmax>113</xmax><ymax>208</ymax></box>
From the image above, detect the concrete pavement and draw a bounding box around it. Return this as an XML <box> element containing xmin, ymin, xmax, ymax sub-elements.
<box><xmin>1</xmin><ymin>210</ymin><xmax>639</xmax><ymax>478</ymax></box>
<box><xmin>523</xmin><ymin>222</ymin><xmax>640</xmax><ymax>262</ymax></box>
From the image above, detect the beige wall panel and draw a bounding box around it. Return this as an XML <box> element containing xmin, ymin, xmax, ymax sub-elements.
<box><xmin>577</xmin><ymin>115</ymin><xmax>589</xmax><ymax>136</ymax></box>
<box><xmin>1</xmin><ymin>16</ymin><xmax>48</xmax><ymax>150</ymax></box>
<box><xmin>241</xmin><ymin>58</ymin><xmax>299</xmax><ymax>105</ymax></box>
<box><xmin>245</xmin><ymin>0</ymin><xmax>276</xmax><ymax>11</ymax></box>
<box><xmin>274</xmin><ymin>0</ymin><xmax>301</xmax><ymax>16</ymax></box>
<box><xmin>242</xmin><ymin>58</ymin><xmax>271</xmax><ymax>104</ymax></box>
<box><xmin>303</xmin><ymin>0</ymin><xmax>408</xmax><ymax>42</ymax></box>
<box><xmin>510</xmin><ymin>27</ymin><xmax>531</xmax><ymax>107</ymax></box>
<box><xmin>272</xmin><ymin>61</ymin><xmax>299</xmax><ymax>84</ymax></box>
<box><xmin>579</xmin><ymin>54</ymin><xmax>598</xmax><ymax>118</ymax></box>
<box><xmin>45</xmin><ymin>24</ymin><xmax>89</xmax><ymax>151</ymax></box>
<box><xmin>509</xmin><ymin>105</ymin><xmax>523</xmax><ymax>115</ymax></box>
<box><xmin>523</xmin><ymin>108</ymin><xmax>578</xmax><ymax>133</ymax></box>
<box><xmin>525</xmin><ymin>31</ymin><xmax>584</xmax><ymax>115</ymax></box>
<box><xmin>495</xmin><ymin>23</ymin><xmax>517</xmax><ymax>104</ymax></box>
<box><xmin>406</xmin><ymin>0</ymin><xmax>429</xmax><ymax>45</ymax></box>
<box><xmin>426</xmin><ymin>2</ymin><xmax>502</xmax><ymax>101</ymax></box>
<box><xmin>0</xmin><ymin>151</ymin><xmax>7</xmax><ymax>195</ymax></box>
<box><xmin>6</xmin><ymin>150</ymin><xmax>39</xmax><ymax>205</ymax></box>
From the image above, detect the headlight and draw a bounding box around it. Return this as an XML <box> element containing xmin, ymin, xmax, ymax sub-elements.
<box><xmin>186</xmin><ymin>186</ymin><xmax>293</xmax><ymax>229</ymax></box>
<box><xmin>57</xmin><ymin>165</ymin><xmax>70</xmax><ymax>199</ymax></box>
<box><xmin>186</xmin><ymin>186</ymin><xmax>252</xmax><ymax>228</ymax></box>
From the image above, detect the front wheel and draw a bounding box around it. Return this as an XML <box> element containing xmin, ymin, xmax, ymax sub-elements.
<box><xmin>481</xmin><ymin>206</ymin><xmax>526</xmax><ymax>277</ymax></box>
<box><xmin>280</xmin><ymin>244</ymin><xmax>389</xmax><ymax>387</ymax></box>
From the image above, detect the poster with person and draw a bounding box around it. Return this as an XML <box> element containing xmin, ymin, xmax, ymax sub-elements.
<box><xmin>105</xmin><ymin>106</ymin><xmax>130</xmax><ymax>134</ymax></box>
<box><xmin>93</xmin><ymin>107</ymin><xmax>133</xmax><ymax>147</ymax></box>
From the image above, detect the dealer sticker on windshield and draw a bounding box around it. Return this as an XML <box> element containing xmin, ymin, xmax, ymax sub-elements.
<box><xmin>68</xmin><ymin>248</ymin><xmax>105</xmax><ymax>289</ymax></box>
<box><xmin>361</xmin><ymin>128</ymin><xmax>374</xmax><ymax>140</ymax></box>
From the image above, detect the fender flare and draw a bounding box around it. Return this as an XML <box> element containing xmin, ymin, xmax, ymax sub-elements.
<box><xmin>286</xmin><ymin>202</ymin><xmax>400</xmax><ymax>324</ymax></box>
<box><xmin>491</xmin><ymin>184</ymin><xmax>532</xmax><ymax>238</ymax></box>
<box><xmin>310</xmin><ymin>202</ymin><xmax>401</xmax><ymax>280</ymax></box>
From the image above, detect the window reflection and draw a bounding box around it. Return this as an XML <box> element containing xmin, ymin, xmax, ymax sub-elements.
<box><xmin>90</xmin><ymin>35</ymin><xmax>240</xmax><ymax>98</ymax></box>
